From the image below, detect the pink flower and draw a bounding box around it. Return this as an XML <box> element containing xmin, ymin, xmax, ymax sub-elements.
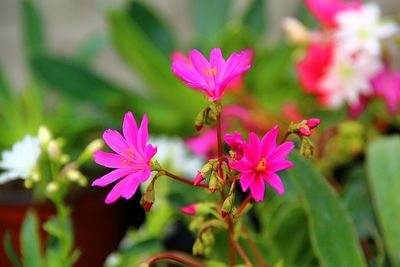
<box><xmin>306</xmin><ymin>118</ymin><xmax>321</xmax><ymax>129</ymax></box>
<box><xmin>92</xmin><ymin>112</ymin><xmax>157</xmax><ymax>204</ymax></box>
<box><xmin>171</xmin><ymin>48</ymin><xmax>252</xmax><ymax>101</ymax></box>
<box><xmin>186</xmin><ymin>128</ymin><xmax>218</xmax><ymax>158</ymax></box>
<box><xmin>225</xmin><ymin>49</ymin><xmax>254</xmax><ymax>92</ymax></box>
<box><xmin>305</xmin><ymin>0</ymin><xmax>361</xmax><ymax>28</ymax></box>
<box><xmin>372</xmin><ymin>68</ymin><xmax>400</xmax><ymax>114</ymax></box>
<box><xmin>224</xmin><ymin>132</ymin><xmax>244</xmax><ymax>160</ymax></box>
<box><xmin>181</xmin><ymin>204</ymin><xmax>198</xmax><ymax>216</ymax></box>
<box><xmin>230</xmin><ymin>126</ymin><xmax>295</xmax><ymax>202</ymax></box>
<box><xmin>296</xmin><ymin>42</ymin><xmax>333</xmax><ymax>105</ymax></box>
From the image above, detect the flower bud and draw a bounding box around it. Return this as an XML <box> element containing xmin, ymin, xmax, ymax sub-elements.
<box><xmin>194</xmin><ymin>109</ymin><xmax>205</xmax><ymax>131</ymax></box>
<box><xmin>299</xmin><ymin>126</ymin><xmax>311</xmax><ymax>137</ymax></box>
<box><xmin>31</xmin><ymin>171</ymin><xmax>40</xmax><ymax>182</ymax></box>
<box><xmin>300</xmin><ymin>137</ymin><xmax>315</xmax><ymax>159</ymax></box>
<box><xmin>209</xmin><ymin>172</ymin><xmax>222</xmax><ymax>193</ymax></box>
<box><xmin>38</xmin><ymin>126</ymin><xmax>52</xmax><ymax>146</ymax></box>
<box><xmin>77</xmin><ymin>139</ymin><xmax>104</xmax><ymax>165</ymax></box>
<box><xmin>282</xmin><ymin>17</ymin><xmax>310</xmax><ymax>44</ymax></box>
<box><xmin>140</xmin><ymin>181</ymin><xmax>155</xmax><ymax>212</ymax></box>
<box><xmin>66</xmin><ymin>169</ymin><xmax>81</xmax><ymax>182</ymax></box>
<box><xmin>306</xmin><ymin>118</ymin><xmax>321</xmax><ymax>129</ymax></box>
<box><xmin>47</xmin><ymin>140</ymin><xmax>61</xmax><ymax>160</ymax></box>
<box><xmin>46</xmin><ymin>182</ymin><xmax>59</xmax><ymax>194</ymax></box>
<box><xmin>221</xmin><ymin>193</ymin><xmax>235</xmax><ymax>218</ymax></box>
<box><xmin>193</xmin><ymin>172</ymin><xmax>204</xmax><ymax>185</ymax></box>
<box><xmin>180</xmin><ymin>204</ymin><xmax>198</xmax><ymax>216</ymax></box>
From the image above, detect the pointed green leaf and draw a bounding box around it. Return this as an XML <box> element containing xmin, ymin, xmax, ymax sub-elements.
<box><xmin>21</xmin><ymin>0</ymin><xmax>45</xmax><ymax>57</ymax></box>
<box><xmin>3</xmin><ymin>232</ymin><xmax>22</xmax><ymax>267</ymax></box>
<box><xmin>287</xmin><ymin>154</ymin><xmax>367</xmax><ymax>267</ymax></box>
<box><xmin>243</xmin><ymin>0</ymin><xmax>267</xmax><ymax>37</ymax></box>
<box><xmin>367</xmin><ymin>136</ymin><xmax>400</xmax><ymax>266</ymax></box>
<box><xmin>20</xmin><ymin>211</ymin><xmax>42</xmax><ymax>267</ymax></box>
<box><xmin>127</xmin><ymin>2</ymin><xmax>174</xmax><ymax>56</ymax></box>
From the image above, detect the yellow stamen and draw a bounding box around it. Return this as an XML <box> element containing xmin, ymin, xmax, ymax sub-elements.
<box><xmin>204</xmin><ymin>67</ymin><xmax>217</xmax><ymax>77</ymax></box>
<box><xmin>257</xmin><ymin>158</ymin><xmax>267</xmax><ymax>172</ymax></box>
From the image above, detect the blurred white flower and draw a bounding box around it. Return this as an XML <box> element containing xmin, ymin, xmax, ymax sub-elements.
<box><xmin>319</xmin><ymin>50</ymin><xmax>381</xmax><ymax>108</ymax></box>
<box><xmin>150</xmin><ymin>136</ymin><xmax>203</xmax><ymax>178</ymax></box>
<box><xmin>335</xmin><ymin>3</ymin><xmax>399</xmax><ymax>56</ymax></box>
<box><xmin>0</xmin><ymin>135</ymin><xmax>41</xmax><ymax>184</ymax></box>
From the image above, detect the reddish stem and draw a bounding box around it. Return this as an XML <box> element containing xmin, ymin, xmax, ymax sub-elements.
<box><xmin>238</xmin><ymin>194</ymin><xmax>252</xmax><ymax>216</ymax></box>
<box><xmin>163</xmin><ymin>170</ymin><xmax>208</xmax><ymax>188</ymax></box>
<box><xmin>146</xmin><ymin>252</ymin><xmax>205</xmax><ymax>267</ymax></box>
<box><xmin>233</xmin><ymin>240</ymin><xmax>255</xmax><ymax>267</ymax></box>
<box><xmin>279</xmin><ymin>131</ymin><xmax>291</xmax><ymax>145</ymax></box>
<box><xmin>242</xmin><ymin>225</ymin><xmax>268</xmax><ymax>267</ymax></box>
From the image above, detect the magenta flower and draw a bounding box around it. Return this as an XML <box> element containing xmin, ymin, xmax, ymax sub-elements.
<box><xmin>171</xmin><ymin>48</ymin><xmax>252</xmax><ymax>101</ymax></box>
<box><xmin>230</xmin><ymin>126</ymin><xmax>295</xmax><ymax>202</ymax></box>
<box><xmin>92</xmin><ymin>112</ymin><xmax>157</xmax><ymax>204</ymax></box>
<box><xmin>372</xmin><ymin>68</ymin><xmax>400</xmax><ymax>114</ymax></box>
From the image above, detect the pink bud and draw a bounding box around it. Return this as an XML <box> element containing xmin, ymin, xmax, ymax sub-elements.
<box><xmin>306</xmin><ymin>118</ymin><xmax>321</xmax><ymax>129</ymax></box>
<box><xmin>193</xmin><ymin>172</ymin><xmax>204</xmax><ymax>185</ymax></box>
<box><xmin>180</xmin><ymin>204</ymin><xmax>197</xmax><ymax>216</ymax></box>
<box><xmin>299</xmin><ymin>126</ymin><xmax>311</xmax><ymax>137</ymax></box>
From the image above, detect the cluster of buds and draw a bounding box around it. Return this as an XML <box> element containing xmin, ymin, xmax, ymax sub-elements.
<box><xmin>194</xmin><ymin>159</ymin><xmax>225</xmax><ymax>193</ymax></box>
<box><xmin>194</xmin><ymin>102</ymin><xmax>222</xmax><ymax>131</ymax></box>
<box><xmin>288</xmin><ymin>118</ymin><xmax>320</xmax><ymax>137</ymax></box>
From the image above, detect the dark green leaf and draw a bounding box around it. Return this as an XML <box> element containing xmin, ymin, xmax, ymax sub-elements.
<box><xmin>243</xmin><ymin>0</ymin><xmax>266</xmax><ymax>37</ymax></box>
<box><xmin>76</xmin><ymin>33</ymin><xmax>108</xmax><ymax>65</ymax></box>
<box><xmin>21</xmin><ymin>0</ymin><xmax>45</xmax><ymax>57</ymax></box>
<box><xmin>287</xmin><ymin>154</ymin><xmax>367</xmax><ymax>267</ymax></box>
<box><xmin>3</xmin><ymin>232</ymin><xmax>22</xmax><ymax>267</ymax></box>
<box><xmin>191</xmin><ymin>0</ymin><xmax>230</xmax><ymax>41</ymax></box>
<box><xmin>128</xmin><ymin>1</ymin><xmax>174</xmax><ymax>56</ymax></box>
<box><xmin>367</xmin><ymin>136</ymin><xmax>400</xmax><ymax>266</ymax></box>
<box><xmin>20</xmin><ymin>211</ymin><xmax>42</xmax><ymax>267</ymax></box>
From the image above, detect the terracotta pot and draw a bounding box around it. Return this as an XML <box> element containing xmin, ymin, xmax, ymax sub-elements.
<box><xmin>0</xmin><ymin>183</ymin><xmax>127</xmax><ymax>267</ymax></box>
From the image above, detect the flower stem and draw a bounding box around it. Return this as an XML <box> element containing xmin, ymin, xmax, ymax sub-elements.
<box><xmin>242</xmin><ymin>225</ymin><xmax>268</xmax><ymax>267</ymax></box>
<box><xmin>145</xmin><ymin>252</ymin><xmax>205</xmax><ymax>267</ymax></box>
<box><xmin>279</xmin><ymin>131</ymin><xmax>291</xmax><ymax>145</ymax></box>
<box><xmin>162</xmin><ymin>170</ymin><xmax>208</xmax><ymax>188</ymax></box>
<box><xmin>216</xmin><ymin>109</ymin><xmax>235</xmax><ymax>267</ymax></box>
<box><xmin>233</xmin><ymin>240</ymin><xmax>255</xmax><ymax>267</ymax></box>
<box><xmin>238</xmin><ymin>194</ymin><xmax>252</xmax><ymax>216</ymax></box>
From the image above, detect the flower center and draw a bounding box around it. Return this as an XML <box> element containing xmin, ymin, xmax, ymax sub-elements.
<box><xmin>121</xmin><ymin>148</ymin><xmax>135</xmax><ymax>166</ymax></box>
<box><xmin>205</xmin><ymin>66</ymin><xmax>217</xmax><ymax>77</ymax></box>
<box><xmin>257</xmin><ymin>158</ymin><xmax>267</xmax><ymax>172</ymax></box>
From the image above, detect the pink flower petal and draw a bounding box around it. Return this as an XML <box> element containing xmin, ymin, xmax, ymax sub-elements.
<box><xmin>264</xmin><ymin>173</ymin><xmax>285</xmax><ymax>195</ymax></box>
<box><xmin>94</xmin><ymin>151</ymin><xmax>124</xmax><ymax>168</ymax></box>
<box><xmin>267</xmin><ymin>160</ymin><xmax>294</xmax><ymax>173</ymax></box>
<box><xmin>104</xmin><ymin>178</ymin><xmax>129</xmax><ymax>204</ymax></box>
<box><xmin>250</xmin><ymin>175</ymin><xmax>265</xmax><ymax>202</ymax></box>
<box><xmin>242</xmin><ymin>143</ymin><xmax>257</xmax><ymax>165</ymax></box>
<box><xmin>210</xmin><ymin>48</ymin><xmax>225</xmax><ymax>81</ymax></box>
<box><xmin>123</xmin><ymin>112</ymin><xmax>138</xmax><ymax>148</ymax></box>
<box><xmin>267</xmin><ymin>141</ymin><xmax>295</xmax><ymax>161</ymax></box>
<box><xmin>190</xmin><ymin>49</ymin><xmax>214</xmax><ymax>88</ymax></box>
<box><xmin>137</xmin><ymin>115</ymin><xmax>149</xmax><ymax>154</ymax></box>
<box><xmin>121</xmin><ymin>173</ymin><xmax>142</xmax><ymax>200</ymax></box>
<box><xmin>230</xmin><ymin>160</ymin><xmax>253</xmax><ymax>173</ymax></box>
<box><xmin>103</xmin><ymin>129</ymin><xmax>129</xmax><ymax>155</ymax></box>
<box><xmin>248</xmin><ymin>132</ymin><xmax>261</xmax><ymax>158</ymax></box>
<box><xmin>260</xmin><ymin>125</ymin><xmax>278</xmax><ymax>157</ymax></box>
<box><xmin>240</xmin><ymin>172</ymin><xmax>255</xmax><ymax>192</ymax></box>
<box><xmin>92</xmin><ymin>168</ymin><xmax>132</xmax><ymax>187</ymax></box>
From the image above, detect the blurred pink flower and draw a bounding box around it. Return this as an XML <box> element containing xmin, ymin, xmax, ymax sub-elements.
<box><xmin>372</xmin><ymin>68</ymin><xmax>400</xmax><ymax>114</ymax></box>
<box><xmin>297</xmin><ymin>42</ymin><xmax>333</xmax><ymax>105</ymax></box>
<box><xmin>230</xmin><ymin>126</ymin><xmax>295</xmax><ymax>202</ymax></box>
<box><xmin>181</xmin><ymin>204</ymin><xmax>198</xmax><ymax>216</ymax></box>
<box><xmin>224</xmin><ymin>131</ymin><xmax>244</xmax><ymax>160</ymax></box>
<box><xmin>305</xmin><ymin>0</ymin><xmax>361</xmax><ymax>28</ymax></box>
<box><xmin>186</xmin><ymin>128</ymin><xmax>218</xmax><ymax>158</ymax></box>
<box><xmin>171</xmin><ymin>48</ymin><xmax>252</xmax><ymax>101</ymax></box>
<box><xmin>92</xmin><ymin>112</ymin><xmax>157</xmax><ymax>204</ymax></box>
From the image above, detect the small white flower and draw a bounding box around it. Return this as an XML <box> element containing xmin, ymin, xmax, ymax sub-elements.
<box><xmin>335</xmin><ymin>3</ymin><xmax>399</xmax><ymax>56</ymax></box>
<box><xmin>150</xmin><ymin>136</ymin><xmax>203</xmax><ymax>178</ymax></box>
<box><xmin>319</xmin><ymin>50</ymin><xmax>381</xmax><ymax>108</ymax></box>
<box><xmin>0</xmin><ymin>135</ymin><xmax>41</xmax><ymax>184</ymax></box>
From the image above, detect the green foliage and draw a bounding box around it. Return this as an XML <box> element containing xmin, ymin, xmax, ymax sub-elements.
<box><xmin>243</xmin><ymin>0</ymin><xmax>267</xmax><ymax>37</ymax></box>
<box><xmin>367</xmin><ymin>136</ymin><xmax>400</xmax><ymax>266</ymax></box>
<box><xmin>20</xmin><ymin>211</ymin><xmax>42</xmax><ymax>267</ymax></box>
<box><xmin>3</xmin><ymin>232</ymin><xmax>22</xmax><ymax>267</ymax></box>
<box><xmin>287</xmin><ymin>154</ymin><xmax>367</xmax><ymax>267</ymax></box>
<box><xmin>22</xmin><ymin>0</ymin><xmax>45</xmax><ymax>57</ymax></box>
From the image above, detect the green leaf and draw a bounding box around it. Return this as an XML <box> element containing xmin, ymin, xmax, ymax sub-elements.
<box><xmin>243</xmin><ymin>0</ymin><xmax>267</xmax><ymax>37</ymax></box>
<box><xmin>287</xmin><ymin>154</ymin><xmax>367</xmax><ymax>267</ymax></box>
<box><xmin>76</xmin><ymin>33</ymin><xmax>108</xmax><ymax>65</ymax></box>
<box><xmin>191</xmin><ymin>0</ymin><xmax>230</xmax><ymax>42</ymax></box>
<box><xmin>20</xmin><ymin>211</ymin><xmax>42</xmax><ymax>267</ymax></box>
<box><xmin>127</xmin><ymin>1</ymin><xmax>174</xmax><ymax>56</ymax></box>
<box><xmin>3</xmin><ymin>232</ymin><xmax>22</xmax><ymax>267</ymax></box>
<box><xmin>21</xmin><ymin>0</ymin><xmax>45</xmax><ymax>57</ymax></box>
<box><xmin>367</xmin><ymin>136</ymin><xmax>400</xmax><ymax>266</ymax></box>
<box><xmin>341</xmin><ymin>165</ymin><xmax>376</xmax><ymax>239</ymax></box>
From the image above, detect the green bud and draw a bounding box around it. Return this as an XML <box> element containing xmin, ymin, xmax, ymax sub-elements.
<box><xmin>46</xmin><ymin>182</ymin><xmax>59</xmax><ymax>194</ymax></box>
<box><xmin>209</xmin><ymin>172</ymin><xmax>223</xmax><ymax>193</ymax></box>
<box><xmin>47</xmin><ymin>140</ymin><xmax>61</xmax><ymax>161</ymax></box>
<box><xmin>194</xmin><ymin>109</ymin><xmax>206</xmax><ymax>131</ymax></box>
<box><xmin>300</xmin><ymin>137</ymin><xmax>315</xmax><ymax>159</ymax></box>
<box><xmin>38</xmin><ymin>125</ymin><xmax>52</xmax><ymax>146</ymax></box>
<box><xmin>221</xmin><ymin>193</ymin><xmax>235</xmax><ymax>217</ymax></box>
<box><xmin>140</xmin><ymin>181</ymin><xmax>155</xmax><ymax>211</ymax></box>
<box><xmin>193</xmin><ymin>238</ymin><xmax>204</xmax><ymax>256</ymax></box>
